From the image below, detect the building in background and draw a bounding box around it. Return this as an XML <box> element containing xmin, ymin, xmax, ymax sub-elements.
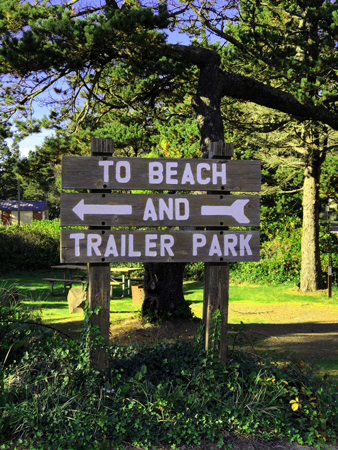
<box><xmin>0</xmin><ymin>200</ymin><xmax>48</xmax><ymax>225</ymax></box>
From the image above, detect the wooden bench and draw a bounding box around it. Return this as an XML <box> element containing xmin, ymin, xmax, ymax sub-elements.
<box><xmin>42</xmin><ymin>278</ymin><xmax>86</xmax><ymax>296</ymax></box>
<box><xmin>131</xmin><ymin>277</ymin><xmax>143</xmax><ymax>283</ymax></box>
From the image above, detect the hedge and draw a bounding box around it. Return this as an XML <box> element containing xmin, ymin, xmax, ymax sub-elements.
<box><xmin>0</xmin><ymin>220</ymin><xmax>60</xmax><ymax>272</ymax></box>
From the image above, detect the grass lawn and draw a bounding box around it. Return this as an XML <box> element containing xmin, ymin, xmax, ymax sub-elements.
<box><xmin>1</xmin><ymin>270</ymin><xmax>143</xmax><ymax>336</ymax></box>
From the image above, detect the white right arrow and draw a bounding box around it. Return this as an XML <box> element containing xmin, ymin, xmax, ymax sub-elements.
<box><xmin>72</xmin><ymin>199</ymin><xmax>132</xmax><ymax>221</ymax></box>
<box><xmin>201</xmin><ymin>199</ymin><xmax>250</xmax><ymax>224</ymax></box>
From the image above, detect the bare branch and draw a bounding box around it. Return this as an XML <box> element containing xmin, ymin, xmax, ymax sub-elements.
<box><xmin>71</xmin><ymin>6</ymin><xmax>105</xmax><ymax>17</ymax></box>
<box><xmin>168</xmin><ymin>6</ymin><xmax>189</xmax><ymax>18</ymax></box>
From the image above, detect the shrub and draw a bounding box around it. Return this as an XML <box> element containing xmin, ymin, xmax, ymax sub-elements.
<box><xmin>0</xmin><ymin>220</ymin><xmax>60</xmax><ymax>272</ymax></box>
<box><xmin>184</xmin><ymin>261</ymin><xmax>204</xmax><ymax>281</ymax></box>
<box><xmin>230</xmin><ymin>219</ymin><xmax>338</xmax><ymax>285</ymax></box>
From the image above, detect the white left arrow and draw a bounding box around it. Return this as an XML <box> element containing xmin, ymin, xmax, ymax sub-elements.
<box><xmin>72</xmin><ymin>199</ymin><xmax>132</xmax><ymax>220</ymax></box>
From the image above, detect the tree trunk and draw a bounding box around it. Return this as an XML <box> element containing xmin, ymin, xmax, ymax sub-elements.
<box><xmin>192</xmin><ymin>63</ymin><xmax>225</xmax><ymax>154</ymax></box>
<box><xmin>142</xmin><ymin>262</ymin><xmax>186</xmax><ymax>315</ymax></box>
<box><xmin>300</xmin><ymin>146</ymin><xmax>324</xmax><ymax>291</ymax></box>
<box><xmin>142</xmin><ymin>61</ymin><xmax>225</xmax><ymax>316</ymax></box>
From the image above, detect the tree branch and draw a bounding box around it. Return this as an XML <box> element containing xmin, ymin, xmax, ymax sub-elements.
<box><xmin>71</xmin><ymin>6</ymin><xmax>104</xmax><ymax>18</ymax></box>
<box><xmin>168</xmin><ymin>6</ymin><xmax>189</xmax><ymax>18</ymax></box>
<box><xmin>219</xmin><ymin>69</ymin><xmax>338</xmax><ymax>132</ymax></box>
<box><xmin>174</xmin><ymin>45</ymin><xmax>338</xmax><ymax>131</ymax></box>
<box><xmin>280</xmin><ymin>188</ymin><xmax>304</xmax><ymax>194</ymax></box>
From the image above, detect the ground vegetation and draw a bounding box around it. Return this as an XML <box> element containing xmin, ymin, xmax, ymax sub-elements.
<box><xmin>1</xmin><ymin>285</ymin><xmax>338</xmax><ymax>450</ymax></box>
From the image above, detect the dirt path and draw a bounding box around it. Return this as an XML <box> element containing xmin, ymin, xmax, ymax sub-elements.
<box><xmin>109</xmin><ymin>301</ymin><xmax>338</xmax><ymax>362</ymax></box>
<box><xmin>227</xmin><ymin>301</ymin><xmax>338</xmax><ymax>361</ymax></box>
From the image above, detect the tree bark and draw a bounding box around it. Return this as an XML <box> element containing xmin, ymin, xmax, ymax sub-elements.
<box><xmin>300</xmin><ymin>133</ymin><xmax>324</xmax><ymax>291</ymax></box>
<box><xmin>191</xmin><ymin>62</ymin><xmax>225</xmax><ymax>154</ymax></box>
<box><xmin>142</xmin><ymin>262</ymin><xmax>186</xmax><ymax>315</ymax></box>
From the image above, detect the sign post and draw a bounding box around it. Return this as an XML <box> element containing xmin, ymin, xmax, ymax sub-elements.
<box><xmin>87</xmin><ymin>138</ymin><xmax>114</xmax><ymax>370</ymax></box>
<box><xmin>203</xmin><ymin>142</ymin><xmax>234</xmax><ymax>364</ymax></box>
<box><xmin>61</xmin><ymin>139</ymin><xmax>261</xmax><ymax>367</ymax></box>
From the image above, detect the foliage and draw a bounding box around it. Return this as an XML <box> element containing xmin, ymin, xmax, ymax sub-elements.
<box><xmin>214</xmin><ymin>0</ymin><xmax>338</xmax><ymax>290</ymax></box>
<box><xmin>0</xmin><ymin>220</ymin><xmax>60</xmax><ymax>273</ymax></box>
<box><xmin>0</xmin><ymin>138</ymin><xmax>60</xmax><ymax>219</ymax></box>
<box><xmin>320</xmin><ymin>153</ymin><xmax>338</xmax><ymax>206</ymax></box>
<box><xmin>184</xmin><ymin>261</ymin><xmax>204</xmax><ymax>281</ymax></box>
<box><xmin>11</xmin><ymin>60</ymin><xmax>198</xmax><ymax>217</ymax></box>
<box><xmin>1</xmin><ymin>310</ymin><xmax>338</xmax><ymax>450</ymax></box>
<box><xmin>149</xmin><ymin>93</ymin><xmax>201</xmax><ymax>159</ymax></box>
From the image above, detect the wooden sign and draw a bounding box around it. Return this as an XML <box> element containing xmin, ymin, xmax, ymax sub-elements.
<box><xmin>62</xmin><ymin>156</ymin><xmax>261</xmax><ymax>192</ymax></box>
<box><xmin>60</xmin><ymin>193</ymin><xmax>260</xmax><ymax>227</ymax></box>
<box><xmin>61</xmin><ymin>230</ymin><xmax>260</xmax><ymax>263</ymax></box>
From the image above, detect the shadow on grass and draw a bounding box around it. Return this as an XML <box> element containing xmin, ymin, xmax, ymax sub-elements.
<box><xmin>22</xmin><ymin>301</ymin><xmax>69</xmax><ymax>310</ymax></box>
<box><xmin>49</xmin><ymin>319</ymin><xmax>84</xmax><ymax>339</ymax></box>
<box><xmin>228</xmin><ymin>321</ymin><xmax>338</xmax><ymax>361</ymax></box>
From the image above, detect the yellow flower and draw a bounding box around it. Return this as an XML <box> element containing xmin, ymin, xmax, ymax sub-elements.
<box><xmin>290</xmin><ymin>397</ymin><xmax>303</xmax><ymax>411</ymax></box>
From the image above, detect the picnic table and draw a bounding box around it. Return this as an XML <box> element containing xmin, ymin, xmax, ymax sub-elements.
<box><xmin>43</xmin><ymin>265</ymin><xmax>87</xmax><ymax>296</ymax></box>
<box><xmin>43</xmin><ymin>264</ymin><xmax>143</xmax><ymax>298</ymax></box>
<box><xmin>110</xmin><ymin>267</ymin><xmax>143</xmax><ymax>299</ymax></box>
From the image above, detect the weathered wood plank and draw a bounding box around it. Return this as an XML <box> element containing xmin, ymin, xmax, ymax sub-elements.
<box><xmin>62</xmin><ymin>156</ymin><xmax>261</xmax><ymax>192</ymax></box>
<box><xmin>60</xmin><ymin>193</ymin><xmax>260</xmax><ymax>227</ymax></box>
<box><xmin>204</xmin><ymin>141</ymin><xmax>234</xmax><ymax>365</ymax></box>
<box><xmin>60</xmin><ymin>230</ymin><xmax>260</xmax><ymax>263</ymax></box>
<box><xmin>91</xmin><ymin>138</ymin><xmax>114</xmax><ymax>154</ymax></box>
<box><xmin>204</xmin><ymin>263</ymin><xmax>229</xmax><ymax>358</ymax></box>
<box><xmin>87</xmin><ymin>139</ymin><xmax>113</xmax><ymax>371</ymax></box>
<box><xmin>87</xmin><ymin>263</ymin><xmax>111</xmax><ymax>369</ymax></box>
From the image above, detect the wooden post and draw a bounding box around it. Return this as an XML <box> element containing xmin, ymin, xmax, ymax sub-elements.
<box><xmin>88</xmin><ymin>138</ymin><xmax>114</xmax><ymax>370</ymax></box>
<box><xmin>328</xmin><ymin>255</ymin><xmax>332</xmax><ymax>298</ymax></box>
<box><xmin>17</xmin><ymin>177</ymin><xmax>21</xmax><ymax>226</ymax></box>
<box><xmin>204</xmin><ymin>142</ymin><xmax>234</xmax><ymax>364</ymax></box>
